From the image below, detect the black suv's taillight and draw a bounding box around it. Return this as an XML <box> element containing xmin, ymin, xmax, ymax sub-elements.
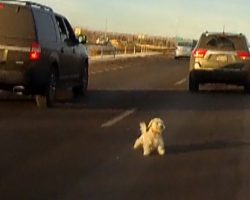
<box><xmin>30</xmin><ymin>42</ymin><xmax>41</xmax><ymax>61</ymax></box>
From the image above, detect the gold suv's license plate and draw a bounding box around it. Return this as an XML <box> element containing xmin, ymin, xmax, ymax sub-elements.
<box><xmin>216</xmin><ymin>55</ymin><xmax>228</xmax><ymax>62</ymax></box>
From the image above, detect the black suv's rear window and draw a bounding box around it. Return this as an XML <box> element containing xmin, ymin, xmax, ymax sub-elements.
<box><xmin>0</xmin><ymin>3</ymin><xmax>35</xmax><ymax>39</ymax></box>
<box><xmin>198</xmin><ymin>34</ymin><xmax>248</xmax><ymax>51</ymax></box>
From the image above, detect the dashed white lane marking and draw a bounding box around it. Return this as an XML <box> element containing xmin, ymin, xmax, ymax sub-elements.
<box><xmin>110</xmin><ymin>68</ymin><xmax>118</xmax><ymax>71</ymax></box>
<box><xmin>101</xmin><ymin>108</ymin><xmax>136</xmax><ymax>128</ymax></box>
<box><xmin>175</xmin><ymin>78</ymin><xmax>187</xmax><ymax>85</ymax></box>
<box><xmin>90</xmin><ymin>70</ymin><xmax>104</xmax><ymax>75</ymax></box>
<box><xmin>90</xmin><ymin>65</ymin><xmax>127</xmax><ymax>75</ymax></box>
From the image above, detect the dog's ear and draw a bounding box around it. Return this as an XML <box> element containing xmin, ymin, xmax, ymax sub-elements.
<box><xmin>161</xmin><ymin>120</ymin><xmax>166</xmax><ymax>129</ymax></box>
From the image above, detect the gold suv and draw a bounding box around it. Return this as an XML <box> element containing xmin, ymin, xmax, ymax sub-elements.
<box><xmin>189</xmin><ymin>32</ymin><xmax>250</xmax><ymax>92</ymax></box>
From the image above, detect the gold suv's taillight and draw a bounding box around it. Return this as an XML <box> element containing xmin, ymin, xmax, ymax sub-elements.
<box><xmin>192</xmin><ymin>48</ymin><xmax>207</xmax><ymax>58</ymax></box>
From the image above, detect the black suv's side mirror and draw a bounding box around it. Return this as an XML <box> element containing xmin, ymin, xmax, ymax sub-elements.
<box><xmin>78</xmin><ymin>35</ymin><xmax>87</xmax><ymax>45</ymax></box>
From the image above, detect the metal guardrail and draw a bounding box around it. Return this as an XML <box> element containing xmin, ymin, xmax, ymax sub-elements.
<box><xmin>89</xmin><ymin>52</ymin><xmax>164</xmax><ymax>64</ymax></box>
<box><xmin>87</xmin><ymin>44</ymin><xmax>175</xmax><ymax>57</ymax></box>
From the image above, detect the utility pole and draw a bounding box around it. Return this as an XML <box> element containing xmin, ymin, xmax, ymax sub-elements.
<box><xmin>105</xmin><ymin>17</ymin><xmax>108</xmax><ymax>41</ymax></box>
<box><xmin>101</xmin><ymin>17</ymin><xmax>108</xmax><ymax>58</ymax></box>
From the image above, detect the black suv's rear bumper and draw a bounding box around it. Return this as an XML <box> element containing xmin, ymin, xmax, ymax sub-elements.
<box><xmin>191</xmin><ymin>69</ymin><xmax>249</xmax><ymax>85</ymax></box>
<box><xmin>0</xmin><ymin>65</ymin><xmax>49</xmax><ymax>95</ymax></box>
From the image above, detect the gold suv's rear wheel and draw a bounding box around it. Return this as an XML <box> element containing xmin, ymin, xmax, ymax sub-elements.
<box><xmin>189</xmin><ymin>72</ymin><xmax>199</xmax><ymax>92</ymax></box>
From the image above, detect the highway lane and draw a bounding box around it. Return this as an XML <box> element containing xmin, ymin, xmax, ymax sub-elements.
<box><xmin>1</xmin><ymin>56</ymin><xmax>250</xmax><ymax>200</ymax></box>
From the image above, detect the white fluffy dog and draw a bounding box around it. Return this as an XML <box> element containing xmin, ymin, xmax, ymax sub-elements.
<box><xmin>133</xmin><ymin>118</ymin><xmax>166</xmax><ymax>156</ymax></box>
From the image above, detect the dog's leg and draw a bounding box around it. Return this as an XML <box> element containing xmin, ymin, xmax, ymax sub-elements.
<box><xmin>143</xmin><ymin>149</ymin><xmax>150</xmax><ymax>156</ymax></box>
<box><xmin>157</xmin><ymin>146</ymin><xmax>165</xmax><ymax>155</ymax></box>
<box><xmin>133</xmin><ymin>137</ymin><xmax>143</xmax><ymax>149</ymax></box>
<box><xmin>143</xmin><ymin>145</ymin><xmax>151</xmax><ymax>156</ymax></box>
<box><xmin>157</xmin><ymin>138</ymin><xmax>165</xmax><ymax>155</ymax></box>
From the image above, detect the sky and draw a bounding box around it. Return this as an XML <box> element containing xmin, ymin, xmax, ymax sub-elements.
<box><xmin>32</xmin><ymin>0</ymin><xmax>250</xmax><ymax>40</ymax></box>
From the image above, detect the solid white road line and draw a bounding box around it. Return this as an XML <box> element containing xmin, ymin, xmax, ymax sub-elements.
<box><xmin>175</xmin><ymin>78</ymin><xmax>187</xmax><ymax>85</ymax></box>
<box><xmin>101</xmin><ymin>108</ymin><xmax>136</xmax><ymax>128</ymax></box>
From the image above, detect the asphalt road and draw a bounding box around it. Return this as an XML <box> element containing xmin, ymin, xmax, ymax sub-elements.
<box><xmin>1</xmin><ymin>55</ymin><xmax>250</xmax><ymax>200</ymax></box>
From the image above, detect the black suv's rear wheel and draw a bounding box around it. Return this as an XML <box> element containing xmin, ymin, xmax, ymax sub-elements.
<box><xmin>72</xmin><ymin>65</ymin><xmax>88</xmax><ymax>97</ymax></box>
<box><xmin>46</xmin><ymin>69</ymin><xmax>57</xmax><ymax>107</ymax></box>
<box><xmin>35</xmin><ymin>95</ymin><xmax>47</xmax><ymax>109</ymax></box>
<box><xmin>189</xmin><ymin>72</ymin><xmax>199</xmax><ymax>92</ymax></box>
<box><xmin>35</xmin><ymin>69</ymin><xmax>57</xmax><ymax>108</ymax></box>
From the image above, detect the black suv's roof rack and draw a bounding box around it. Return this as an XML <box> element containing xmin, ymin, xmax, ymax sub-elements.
<box><xmin>0</xmin><ymin>0</ymin><xmax>53</xmax><ymax>11</ymax></box>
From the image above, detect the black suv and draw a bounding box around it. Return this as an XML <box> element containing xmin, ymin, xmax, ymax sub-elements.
<box><xmin>0</xmin><ymin>1</ymin><xmax>88</xmax><ymax>107</ymax></box>
<box><xmin>189</xmin><ymin>32</ymin><xmax>250</xmax><ymax>92</ymax></box>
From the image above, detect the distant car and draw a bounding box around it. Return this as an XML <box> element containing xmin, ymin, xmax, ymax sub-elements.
<box><xmin>0</xmin><ymin>1</ymin><xmax>88</xmax><ymax>107</ymax></box>
<box><xmin>189</xmin><ymin>32</ymin><xmax>250</xmax><ymax>92</ymax></box>
<box><xmin>175</xmin><ymin>42</ymin><xmax>192</xmax><ymax>59</ymax></box>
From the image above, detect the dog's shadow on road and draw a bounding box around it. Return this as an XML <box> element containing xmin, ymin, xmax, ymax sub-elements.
<box><xmin>74</xmin><ymin>89</ymin><xmax>250</xmax><ymax>111</ymax></box>
<box><xmin>1</xmin><ymin>89</ymin><xmax>250</xmax><ymax>111</ymax></box>
<box><xmin>166</xmin><ymin>140</ymin><xmax>250</xmax><ymax>155</ymax></box>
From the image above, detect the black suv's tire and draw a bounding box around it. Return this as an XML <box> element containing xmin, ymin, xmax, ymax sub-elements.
<box><xmin>72</xmin><ymin>65</ymin><xmax>88</xmax><ymax>97</ymax></box>
<box><xmin>35</xmin><ymin>69</ymin><xmax>57</xmax><ymax>108</ymax></box>
<box><xmin>46</xmin><ymin>69</ymin><xmax>57</xmax><ymax>107</ymax></box>
<box><xmin>244</xmin><ymin>81</ymin><xmax>250</xmax><ymax>93</ymax></box>
<box><xmin>189</xmin><ymin>72</ymin><xmax>199</xmax><ymax>92</ymax></box>
<box><xmin>35</xmin><ymin>95</ymin><xmax>47</xmax><ymax>109</ymax></box>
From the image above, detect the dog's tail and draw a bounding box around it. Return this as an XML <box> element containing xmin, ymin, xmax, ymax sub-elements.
<box><xmin>140</xmin><ymin>122</ymin><xmax>147</xmax><ymax>135</ymax></box>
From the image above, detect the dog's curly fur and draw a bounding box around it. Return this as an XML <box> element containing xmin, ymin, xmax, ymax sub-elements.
<box><xmin>133</xmin><ymin>118</ymin><xmax>165</xmax><ymax>156</ymax></box>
